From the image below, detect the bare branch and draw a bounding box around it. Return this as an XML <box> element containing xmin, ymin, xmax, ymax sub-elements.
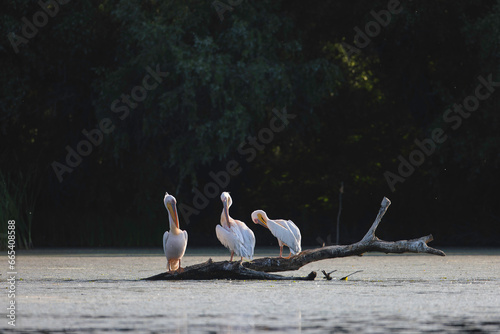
<box><xmin>361</xmin><ymin>196</ymin><xmax>391</xmax><ymax>243</ymax></box>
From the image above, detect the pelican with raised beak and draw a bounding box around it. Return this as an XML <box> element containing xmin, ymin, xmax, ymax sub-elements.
<box><xmin>163</xmin><ymin>192</ymin><xmax>188</xmax><ymax>272</ymax></box>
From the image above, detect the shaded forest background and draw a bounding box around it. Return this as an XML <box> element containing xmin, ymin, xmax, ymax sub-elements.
<box><xmin>1</xmin><ymin>0</ymin><xmax>499</xmax><ymax>248</ymax></box>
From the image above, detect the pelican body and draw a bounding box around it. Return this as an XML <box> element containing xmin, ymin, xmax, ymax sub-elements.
<box><xmin>216</xmin><ymin>192</ymin><xmax>255</xmax><ymax>261</ymax></box>
<box><xmin>163</xmin><ymin>193</ymin><xmax>188</xmax><ymax>272</ymax></box>
<box><xmin>251</xmin><ymin>210</ymin><xmax>301</xmax><ymax>258</ymax></box>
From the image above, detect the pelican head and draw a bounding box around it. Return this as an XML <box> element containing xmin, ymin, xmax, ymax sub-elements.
<box><xmin>220</xmin><ymin>192</ymin><xmax>232</xmax><ymax>224</ymax></box>
<box><xmin>164</xmin><ymin>192</ymin><xmax>179</xmax><ymax>229</ymax></box>
<box><xmin>220</xmin><ymin>192</ymin><xmax>232</xmax><ymax>207</ymax></box>
<box><xmin>251</xmin><ymin>210</ymin><xmax>268</xmax><ymax>228</ymax></box>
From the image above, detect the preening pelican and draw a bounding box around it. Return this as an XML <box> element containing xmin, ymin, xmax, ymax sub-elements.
<box><xmin>216</xmin><ymin>192</ymin><xmax>255</xmax><ymax>261</ymax></box>
<box><xmin>163</xmin><ymin>192</ymin><xmax>188</xmax><ymax>273</ymax></box>
<box><xmin>251</xmin><ymin>210</ymin><xmax>301</xmax><ymax>258</ymax></box>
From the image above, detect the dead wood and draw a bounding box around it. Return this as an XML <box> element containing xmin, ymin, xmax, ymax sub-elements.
<box><xmin>144</xmin><ymin>258</ymin><xmax>316</xmax><ymax>280</ymax></box>
<box><xmin>243</xmin><ymin>197</ymin><xmax>444</xmax><ymax>273</ymax></box>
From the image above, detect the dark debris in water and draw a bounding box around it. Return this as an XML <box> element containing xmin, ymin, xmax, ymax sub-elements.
<box><xmin>322</xmin><ymin>269</ymin><xmax>363</xmax><ymax>281</ymax></box>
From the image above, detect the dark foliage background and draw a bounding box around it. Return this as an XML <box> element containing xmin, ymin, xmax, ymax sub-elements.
<box><xmin>1</xmin><ymin>0</ymin><xmax>499</xmax><ymax>248</ymax></box>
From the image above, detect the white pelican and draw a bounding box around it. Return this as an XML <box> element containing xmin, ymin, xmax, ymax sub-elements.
<box><xmin>216</xmin><ymin>192</ymin><xmax>255</xmax><ymax>261</ymax></box>
<box><xmin>251</xmin><ymin>210</ymin><xmax>301</xmax><ymax>258</ymax></box>
<box><xmin>163</xmin><ymin>192</ymin><xmax>188</xmax><ymax>273</ymax></box>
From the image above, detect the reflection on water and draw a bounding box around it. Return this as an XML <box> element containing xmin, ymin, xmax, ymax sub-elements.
<box><xmin>7</xmin><ymin>248</ymin><xmax>500</xmax><ymax>333</ymax></box>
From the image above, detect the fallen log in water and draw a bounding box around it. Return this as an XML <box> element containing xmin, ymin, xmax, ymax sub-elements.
<box><xmin>144</xmin><ymin>258</ymin><xmax>317</xmax><ymax>280</ymax></box>
<box><xmin>145</xmin><ymin>197</ymin><xmax>445</xmax><ymax>280</ymax></box>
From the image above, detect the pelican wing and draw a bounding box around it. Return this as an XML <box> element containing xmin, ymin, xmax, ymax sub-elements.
<box><xmin>183</xmin><ymin>230</ymin><xmax>188</xmax><ymax>246</ymax></box>
<box><xmin>234</xmin><ymin>220</ymin><xmax>255</xmax><ymax>260</ymax></box>
<box><xmin>179</xmin><ymin>230</ymin><xmax>188</xmax><ymax>256</ymax></box>
<box><xmin>267</xmin><ymin>219</ymin><xmax>302</xmax><ymax>255</ymax></box>
<box><xmin>216</xmin><ymin>225</ymin><xmax>241</xmax><ymax>256</ymax></box>
<box><xmin>163</xmin><ymin>231</ymin><xmax>169</xmax><ymax>257</ymax></box>
<box><xmin>283</xmin><ymin>220</ymin><xmax>302</xmax><ymax>254</ymax></box>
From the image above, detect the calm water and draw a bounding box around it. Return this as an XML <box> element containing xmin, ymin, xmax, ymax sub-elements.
<box><xmin>2</xmin><ymin>248</ymin><xmax>500</xmax><ymax>333</ymax></box>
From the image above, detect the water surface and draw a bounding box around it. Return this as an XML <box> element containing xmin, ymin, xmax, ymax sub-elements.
<box><xmin>3</xmin><ymin>248</ymin><xmax>500</xmax><ymax>333</ymax></box>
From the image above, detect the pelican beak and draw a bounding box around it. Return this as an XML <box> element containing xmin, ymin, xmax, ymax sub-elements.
<box><xmin>257</xmin><ymin>215</ymin><xmax>267</xmax><ymax>228</ymax></box>
<box><xmin>223</xmin><ymin>199</ymin><xmax>230</xmax><ymax>226</ymax></box>
<box><xmin>167</xmin><ymin>202</ymin><xmax>180</xmax><ymax>229</ymax></box>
